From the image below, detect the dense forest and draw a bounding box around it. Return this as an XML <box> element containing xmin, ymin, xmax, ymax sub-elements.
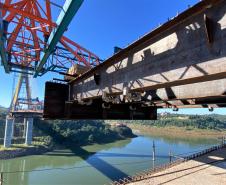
<box><xmin>1</xmin><ymin>105</ymin><xmax>226</xmax><ymax>147</ymax></box>
<box><xmin>127</xmin><ymin>114</ymin><xmax>226</xmax><ymax>130</ymax></box>
<box><xmin>0</xmin><ymin>107</ymin><xmax>135</xmax><ymax>146</ymax></box>
<box><xmin>33</xmin><ymin>119</ymin><xmax>135</xmax><ymax>146</ymax></box>
<box><xmin>0</xmin><ymin>106</ymin><xmax>7</xmax><ymax>137</ymax></box>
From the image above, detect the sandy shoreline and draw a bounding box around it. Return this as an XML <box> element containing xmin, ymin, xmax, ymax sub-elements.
<box><xmin>128</xmin><ymin>124</ymin><xmax>226</xmax><ymax>139</ymax></box>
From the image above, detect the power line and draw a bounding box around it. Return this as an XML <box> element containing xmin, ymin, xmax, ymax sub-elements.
<box><xmin>1</xmin><ymin>144</ymin><xmax>220</xmax><ymax>175</ymax></box>
<box><xmin>0</xmin><ymin>159</ymin><xmax>153</xmax><ymax>174</ymax></box>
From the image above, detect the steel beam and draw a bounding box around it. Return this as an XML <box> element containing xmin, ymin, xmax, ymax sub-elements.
<box><xmin>42</xmin><ymin>0</ymin><xmax>226</xmax><ymax>120</ymax></box>
<box><xmin>0</xmin><ymin>2</ymin><xmax>56</xmax><ymax>27</ymax></box>
<box><xmin>34</xmin><ymin>0</ymin><xmax>84</xmax><ymax>77</ymax></box>
<box><xmin>0</xmin><ymin>10</ymin><xmax>9</xmax><ymax>73</ymax></box>
<box><xmin>43</xmin><ymin>82</ymin><xmax>157</xmax><ymax>120</ymax></box>
<box><xmin>0</xmin><ymin>34</ymin><xmax>9</xmax><ymax>73</ymax></box>
<box><xmin>70</xmin><ymin>0</ymin><xmax>226</xmax><ymax>101</ymax></box>
<box><xmin>143</xmin><ymin>79</ymin><xmax>226</xmax><ymax>102</ymax></box>
<box><xmin>64</xmin><ymin>101</ymin><xmax>157</xmax><ymax>120</ymax></box>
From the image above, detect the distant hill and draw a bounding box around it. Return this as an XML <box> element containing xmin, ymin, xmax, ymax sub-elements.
<box><xmin>0</xmin><ymin>105</ymin><xmax>7</xmax><ymax>110</ymax></box>
<box><xmin>0</xmin><ymin>106</ymin><xmax>7</xmax><ymax>115</ymax></box>
<box><xmin>126</xmin><ymin>113</ymin><xmax>226</xmax><ymax>131</ymax></box>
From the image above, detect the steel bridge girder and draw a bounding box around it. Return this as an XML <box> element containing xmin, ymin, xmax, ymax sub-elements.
<box><xmin>34</xmin><ymin>0</ymin><xmax>84</xmax><ymax>77</ymax></box>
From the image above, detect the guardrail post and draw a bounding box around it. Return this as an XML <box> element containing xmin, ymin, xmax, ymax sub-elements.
<box><xmin>169</xmin><ymin>150</ymin><xmax>172</xmax><ymax>163</ymax></box>
<box><xmin>0</xmin><ymin>172</ymin><xmax>3</xmax><ymax>185</ymax></box>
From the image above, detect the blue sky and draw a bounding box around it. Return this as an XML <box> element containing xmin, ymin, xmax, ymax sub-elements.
<box><xmin>0</xmin><ymin>0</ymin><xmax>225</xmax><ymax>115</ymax></box>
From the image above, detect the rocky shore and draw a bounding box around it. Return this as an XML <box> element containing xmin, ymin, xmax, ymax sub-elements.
<box><xmin>0</xmin><ymin>145</ymin><xmax>51</xmax><ymax>160</ymax></box>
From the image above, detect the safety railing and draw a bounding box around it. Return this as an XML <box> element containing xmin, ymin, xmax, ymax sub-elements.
<box><xmin>111</xmin><ymin>143</ymin><xmax>226</xmax><ymax>185</ymax></box>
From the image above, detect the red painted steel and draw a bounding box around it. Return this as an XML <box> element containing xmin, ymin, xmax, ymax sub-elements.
<box><xmin>0</xmin><ymin>0</ymin><xmax>100</xmax><ymax>75</ymax></box>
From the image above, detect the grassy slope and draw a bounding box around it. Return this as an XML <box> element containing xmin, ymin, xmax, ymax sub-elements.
<box><xmin>129</xmin><ymin>124</ymin><xmax>226</xmax><ymax>139</ymax></box>
<box><xmin>128</xmin><ymin>114</ymin><xmax>226</xmax><ymax>139</ymax></box>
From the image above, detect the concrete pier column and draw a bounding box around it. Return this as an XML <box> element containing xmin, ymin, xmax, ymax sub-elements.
<box><xmin>23</xmin><ymin>118</ymin><xmax>27</xmax><ymax>138</ymax></box>
<box><xmin>4</xmin><ymin>117</ymin><xmax>14</xmax><ymax>148</ymax></box>
<box><xmin>25</xmin><ymin>118</ymin><xmax>33</xmax><ymax>145</ymax></box>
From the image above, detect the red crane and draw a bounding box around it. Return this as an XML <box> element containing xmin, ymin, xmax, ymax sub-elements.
<box><xmin>0</xmin><ymin>0</ymin><xmax>101</xmax><ymax>76</ymax></box>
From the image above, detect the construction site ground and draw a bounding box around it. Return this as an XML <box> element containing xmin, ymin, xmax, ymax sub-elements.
<box><xmin>128</xmin><ymin>147</ymin><xmax>226</xmax><ymax>185</ymax></box>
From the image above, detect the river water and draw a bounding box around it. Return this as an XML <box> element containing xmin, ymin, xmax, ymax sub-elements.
<box><xmin>0</xmin><ymin>134</ymin><xmax>218</xmax><ymax>185</ymax></box>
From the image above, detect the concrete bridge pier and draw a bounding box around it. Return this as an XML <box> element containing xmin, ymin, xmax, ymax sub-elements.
<box><xmin>25</xmin><ymin>117</ymin><xmax>33</xmax><ymax>145</ymax></box>
<box><xmin>3</xmin><ymin>117</ymin><xmax>14</xmax><ymax>148</ymax></box>
<box><xmin>23</xmin><ymin>118</ymin><xmax>27</xmax><ymax>138</ymax></box>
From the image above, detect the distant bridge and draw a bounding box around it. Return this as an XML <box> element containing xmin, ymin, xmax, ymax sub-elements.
<box><xmin>44</xmin><ymin>0</ymin><xmax>226</xmax><ymax>120</ymax></box>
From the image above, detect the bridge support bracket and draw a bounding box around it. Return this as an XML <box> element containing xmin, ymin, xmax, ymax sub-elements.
<box><xmin>204</xmin><ymin>14</ymin><xmax>214</xmax><ymax>45</ymax></box>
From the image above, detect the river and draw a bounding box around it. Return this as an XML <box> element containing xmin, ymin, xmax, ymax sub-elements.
<box><xmin>0</xmin><ymin>134</ymin><xmax>218</xmax><ymax>185</ymax></box>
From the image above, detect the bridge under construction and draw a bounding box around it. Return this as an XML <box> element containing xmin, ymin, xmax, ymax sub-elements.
<box><xmin>0</xmin><ymin>0</ymin><xmax>226</xmax><ymax>146</ymax></box>
<box><xmin>44</xmin><ymin>0</ymin><xmax>226</xmax><ymax>120</ymax></box>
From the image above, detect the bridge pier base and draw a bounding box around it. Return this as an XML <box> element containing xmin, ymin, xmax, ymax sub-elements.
<box><xmin>3</xmin><ymin>117</ymin><xmax>14</xmax><ymax>148</ymax></box>
<box><xmin>23</xmin><ymin>118</ymin><xmax>27</xmax><ymax>138</ymax></box>
<box><xmin>25</xmin><ymin>118</ymin><xmax>33</xmax><ymax>145</ymax></box>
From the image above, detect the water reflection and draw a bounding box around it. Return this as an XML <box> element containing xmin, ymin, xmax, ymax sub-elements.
<box><xmin>0</xmin><ymin>135</ymin><xmax>218</xmax><ymax>185</ymax></box>
<box><xmin>144</xmin><ymin>134</ymin><xmax>218</xmax><ymax>147</ymax></box>
<box><xmin>0</xmin><ymin>139</ymin><xmax>131</xmax><ymax>185</ymax></box>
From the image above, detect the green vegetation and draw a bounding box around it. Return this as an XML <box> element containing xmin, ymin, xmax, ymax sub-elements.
<box><xmin>0</xmin><ymin>106</ymin><xmax>135</xmax><ymax>148</ymax></box>
<box><xmin>0</xmin><ymin>106</ymin><xmax>7</xmax><ymax>137</ymax></box>
<box><xmin>128</xmin><ymin>114</ymin><xmax>226</xmax><ymax>131</ymax></box>
<box><xmin>34</xmin><ymin>119</ymin><xmax>135</xmax><ymax>146</ymax></box>
<box><xmin>1</xmin><ymin>104</ymin><xmax>226</xmax><ymax>148</ymax></box>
